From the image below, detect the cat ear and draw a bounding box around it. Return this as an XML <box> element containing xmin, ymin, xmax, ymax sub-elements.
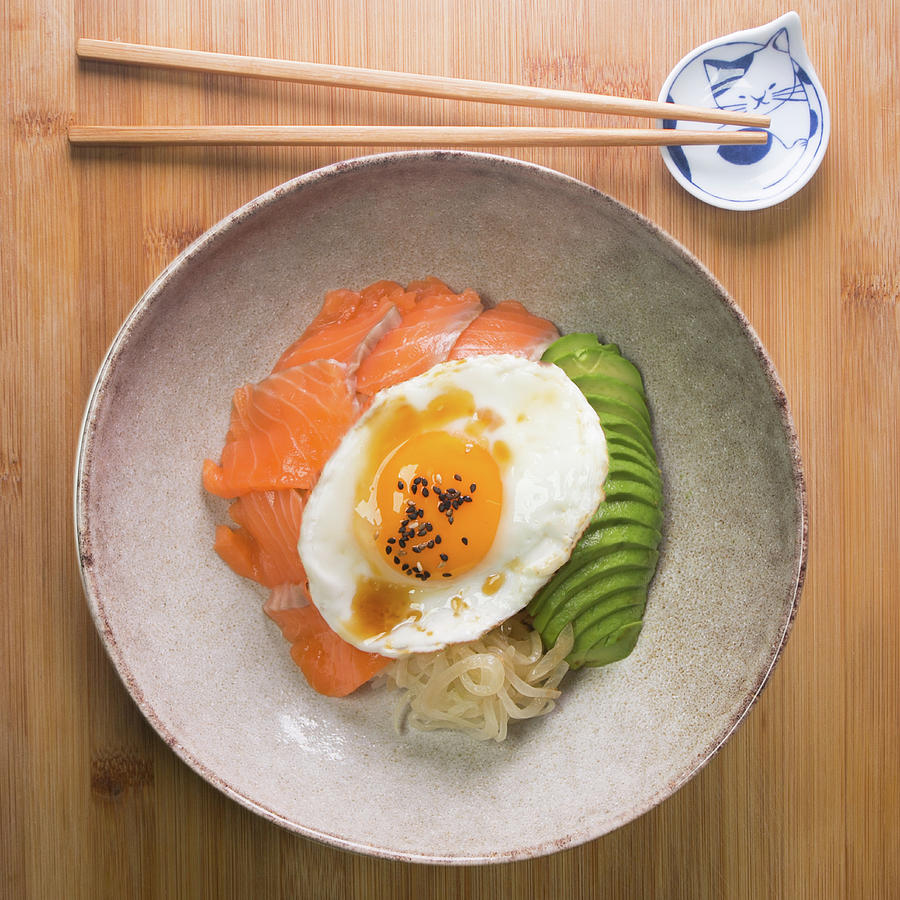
<box><xmin>767</xmin><ymin>28</ymin><xmax>791</xmax><ymax>54</ymax></box>
<box><xmin>703</xmin><ymin>59</ymin><xmax>725</xmax><ymax>85</ymax></box>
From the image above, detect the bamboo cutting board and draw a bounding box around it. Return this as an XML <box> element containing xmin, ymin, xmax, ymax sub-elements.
<box><xmin>2</xmin><ymin>0</ymin><xmax>898</xmax><ymax>897</ymax></box>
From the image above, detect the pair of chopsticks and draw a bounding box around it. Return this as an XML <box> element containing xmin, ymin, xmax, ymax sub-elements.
<box><xmin>69</xmin><ymin>39</ymin><xmax>770</xmax><ymax>148</ymax></box>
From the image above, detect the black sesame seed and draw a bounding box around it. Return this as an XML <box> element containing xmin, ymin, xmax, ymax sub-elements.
<box><xmin>397</xmin><ymin>481</ymin><xmax>405</xmax><ymax>490</ymax></box>
<box><xmin>398</xmin><ymin>540</ymin><xmax>406</xmax><ymax>549</ymax></box>
<box><xmin>424</xmin><ymin>523</ymin><xmax>433</xmax><ymax>532</ymax></box>
<box><xmin>443</xmin><ymin>572</ymin><xmax>452</xmax><ymax>578</ymax></box>
<box><xmin>427</xmin><ymin>540</ymin><xmax>434</xmax><ymax>548</ymax></box>
<box><xmin>400</xmin><ymin>519</ymin><xmax>408</xmax><ymax>529</ymax></box>
<box><xmin>422</xmin><ymin>487</ymin><xmax>429</xmax><ymax>498</ymax></box>
<box><xmin>463</xmin><ymin>495</ymin><xmax>472</xmax><ymax>503</ymax></box>
<box><xmin>461</xmin><ymin>536</ymin><xmax>468</xmax><ymax>545</ymax></box>
<box><xmin>402</xmin><ymin>563</ymin><xmax>410</xmax><ymax>571</ymax></box>
<box><xmin>387</xmin><ymin>537</ymin><xmax>396</xmax><ymax>544</ymax></box>
<box><xmin>470</xmin><ymin>483</ymin><xmax>477</xmax><ymax>492</ymax></box>
<box><xmin>448</xmin><ymin>515</ymin><xmax>454</xmax><ymax>525</ymax></box>
<box><xmin>412</xmin><ymin>546</ymin><xmax>421</xmax><ymax>553</ymax></box>
<box><xmin>393</xmin><ymin>556</ymin><xmax>400</xmax><ymax>564</ymax></box>
<box><xmin>440</xmin><ymin>553</ymin><xmax>448</xmax><ymax>562</ymax></box>
<box><xmin>411</xmin><ymin>483</ymin><xmax>418</xmax><ymax>494</ymax></box>
<box><xmin>454</xmin><ymin>474</ymin><xmax>462</xmax><ymax>481</ymax></box>
<box><xmin>385</xmin><ymin>546</ymin><xmax>392</xmax><ymax>554</ymax></box>
<box><xmin>417</xmin><ymin>526</ymin><xmax>427</xmax><ymax>537</ymax></box>
<box><xmin>434</xmin><ymin>535</ymin><xmax>442</xmax><ymax>545</ymax></box>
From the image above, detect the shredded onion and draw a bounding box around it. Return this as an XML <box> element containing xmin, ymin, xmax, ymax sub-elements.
<box><xmin>381</xmin><ymin>615</ymin><xmax>574</xmax><ymax>742</ymax></box>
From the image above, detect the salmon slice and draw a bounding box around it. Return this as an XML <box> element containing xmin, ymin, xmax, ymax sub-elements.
<box><xmin>356</xmin><ymin>286</ymin><xmax>483</xmax><ymax>396</ymax></box>
<box><xmin>203</xmin><ymin>359</ymin><xmax>359</xmax><ymax>498</ymax></box>
<box><xmin>272</xmin><ymin>283</ymin><xmax>403</xmax><ymax>374</ymax></box>
<box><xmin>402</xmin><ymin>276</ymin><xmax>455</xmax><ymax>306</ymax></box>
<box><xmin>265</xmin><ymin>601</ymin><xmax>390</xmax><ymax>697</ymax></box>
<box><xmin>213</xmin><ymin>489</ymin><xmax>307</xmax><ymax>587</ymax></box>
<box><xmin>449</xmin><ymin>299</ymin><xmax>560</xmax><ymax>361</ymax></box>
<box><xmin>264</xmin><ymin>582</ymin><xmax>310</xmax><ymax>615</ymax></box>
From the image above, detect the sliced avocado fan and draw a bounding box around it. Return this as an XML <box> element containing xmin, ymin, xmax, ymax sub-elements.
<box><xmin>529</xmin><ymin>335</ymin><xmax>663</xmax><ymax>668</ymax></box>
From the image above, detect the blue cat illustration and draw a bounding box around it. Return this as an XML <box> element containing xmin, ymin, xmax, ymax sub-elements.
<box><xmin>666</xmin><ymin>27</ymin><xmax>823</xmax><ymax>201</ymax></box>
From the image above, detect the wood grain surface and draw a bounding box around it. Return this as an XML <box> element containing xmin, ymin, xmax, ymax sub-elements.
<box><xmin>2</xmin><ymin>0</ymin><xmax>897</xmax><ymax>897</ymax></box>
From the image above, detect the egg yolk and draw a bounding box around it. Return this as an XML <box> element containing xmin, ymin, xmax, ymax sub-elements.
<box><xmin>372</xmin><ymin>430</ymin><xmax>502</xmax><ymax>582</ymax></box>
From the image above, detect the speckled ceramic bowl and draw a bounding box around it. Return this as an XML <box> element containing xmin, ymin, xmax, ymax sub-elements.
<box><xmin>75</xmin><ymin>151</ymin><xmax>806</xmax><ymax>864</ymax></box>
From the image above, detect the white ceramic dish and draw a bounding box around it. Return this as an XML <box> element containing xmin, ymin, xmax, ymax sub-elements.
<box><xmin>75</xmin><ymin>151</ymin><xmax>806</xmax><ymax>863</ymax></box>
<box><xmin>658</xmin><ymin>12</ymin><xmax>830</xmax><ymax>210</ymax></box>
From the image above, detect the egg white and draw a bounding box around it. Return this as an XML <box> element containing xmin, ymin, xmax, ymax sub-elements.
<box><xmin>299</xmin><ymin>355</ymin><xmax>608</xmax><ymax>656</ymax></box>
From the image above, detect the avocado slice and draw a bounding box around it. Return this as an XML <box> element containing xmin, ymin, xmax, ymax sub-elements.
<box><xmin>593</xmin><ymin>414</ymin><xmax>656</xmax><ymax>458</ymax></box>
<box><xmin>571</xmin><ymin>588</ymin><xmax>648</xmax><ymax>639</ymax></box>
<box><xmin>590</xmin><ymin>499</ymin><xmax>664</xmax><ymax>532</ymax></box>
<box><xmin>585</xmin><ymin>393</ymin><xmax>654</xmax><ymax>439</ymax></box>
<box><xmin>570</xmin><ymin>618</ymin><xmax>644</xmax><ymax>667</ymax></box>
<box><xmin>528</xmin><ymin>550</ymin><xmax>647</xmax><ymax>626</ymax></box>
<box><xmin>603</xmin><ymin>477</ymin><xmax>661</xmax><ymax>507</ymax></box>
<box><xmin>606</xmin><ymin>440</ymin><xmax>661</xmax><ymax>476</ymax></box>
<box><xmin>607</xmin><ymin>455</ymin><xmax>662</xmax><ymax>492</ymax></box>
<box><xmin>546</xmin><ymin>341</ymin><xmax>645</xmax><ymax>396</ymax></box>
<box><xmin>566</xmin><ymin>522</ymin><xmax>661</xmax><ymax>560</ymax></box>
<box><xmin>541</xmin><ymin>332</ymin><xmax>602</xmax><ymax>364</ymax></box>
<box><xmin>541</xmin><ymin>565</ymin><xmax>656</xmax><ymax>647</ymax></box>
<box><xmin>571</xmin><ymin>374</ymin><xmax>651</xmax><ymax>426</ymax></box>
<box><xmin>604</xmin><ymin>432</ymin><xmax>658</xmax><ymax>467</ymax></box>
<box><xmin>534</xmin><ymin>548</ymin><xmax>658</xmax><ymax>640</ymax></box>
<box><xmin>532</xmin><ymin>507</ymin><xmax>661</xmax><ymax>622</ymax></box>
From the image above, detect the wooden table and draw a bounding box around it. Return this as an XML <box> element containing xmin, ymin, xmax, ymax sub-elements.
<box><xmin>4</xmin><ymin>0</ymin><xmax>897</xmax><ymax>896</ymax></box>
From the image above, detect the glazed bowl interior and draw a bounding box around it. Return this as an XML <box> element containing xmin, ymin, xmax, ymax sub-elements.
<box><xmin>76</xmin><ymin>151</ymin><xmax>805</xmax><ymax>863</ymax></box>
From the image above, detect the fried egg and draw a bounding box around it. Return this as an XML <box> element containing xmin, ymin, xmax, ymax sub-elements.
<box><xmin>299</xmin><ymin>355</ymin><xmax>608</xmax><ymax>656</ymax></box>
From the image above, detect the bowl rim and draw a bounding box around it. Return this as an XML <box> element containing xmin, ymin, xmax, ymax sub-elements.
<box><xmin>74</xmin><ymin>149</ymin><xmax>808</xmax><ymax>864</ymax></box>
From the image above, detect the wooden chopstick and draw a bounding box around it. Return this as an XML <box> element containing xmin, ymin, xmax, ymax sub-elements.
<box><xmin>76</xmin><ymin>38</ymin><xmax>771</xmax><ymax>129</ymax></box>
<box><xmin>67</xmin><ymin>125</ymin><xmax>769</xmax><ymax>148</ymax></box>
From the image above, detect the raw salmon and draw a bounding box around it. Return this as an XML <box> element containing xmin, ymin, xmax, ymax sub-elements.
<box><xmin>213</xmin><ymin>489</ymin><xmax>307</xmax><ymax>587</ymax></box>
<box><xmin>264</xmin><ymin>581</ymin><xmax>310</xmax><ymax>615</ymax></box>
<box><xmin>449</xmin><ymin>299</ymin><xmax>560</xmax><ymax>361</ymax></box>
<box><xmin>202</xmin><ymin>359</ymin><xmax>359</xmax><ymax>498</ymax></box>
<box><xmin>272</xmin><ymin>283</ymin><xmax>402</xmax><ymax>374</ymax></box>
<box><xmin>265</xmin><ymin>600</ymin><xmax>389</xmax><ymax>697</ymax></box>
<box><xmin>402</xmin><ymin>276</ymin><xmax>456</xmax><ymax>306</ymax></box>
<box><xmin>355</xmin><ymin>286</ymin><xmax>483</xmax><ymax>396</ymax></box>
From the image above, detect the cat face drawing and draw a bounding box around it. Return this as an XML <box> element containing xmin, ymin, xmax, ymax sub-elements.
<box><xmin>659</xmin><ymin>14</ymin><xmax>829</xmax><ymax>209</ymax></box>
<box><xmin>704</xmin><ymin>29</ymin><xmax>798</xmax><ymax>117</ymax></box>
